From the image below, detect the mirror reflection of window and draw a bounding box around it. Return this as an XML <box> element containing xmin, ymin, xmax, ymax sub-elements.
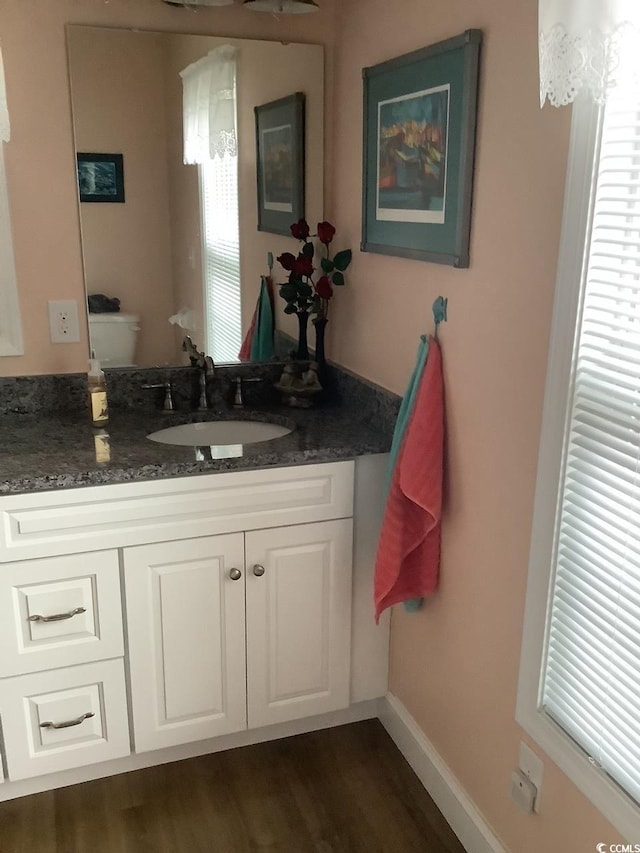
<box><xmin>181</xmin><ymin>45</ymin><xmax>240</xmax><ymax>363</ymax></box>
<box><xmin>199</xmin><ymin>154</ymin><xmax>241</xmax><ymax>363</ymax></box>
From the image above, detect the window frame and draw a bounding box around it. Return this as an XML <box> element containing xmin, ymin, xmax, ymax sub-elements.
<box><xmin>516</xmin><ymin>96</ymin><xmax>640</xmax><ymax>841</ymax></box>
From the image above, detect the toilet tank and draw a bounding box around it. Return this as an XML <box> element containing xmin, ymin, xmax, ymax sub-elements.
<box><xmin>88</xmin><ymin>313</ymin><xmax>141</xmax><ymax>367</ymax></box>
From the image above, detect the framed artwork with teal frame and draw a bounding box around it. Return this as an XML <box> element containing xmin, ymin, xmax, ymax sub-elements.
<box><xmin>361</xmin><ymin>30</ymin><xmax>482</xmax><ymax>267</ymax></box>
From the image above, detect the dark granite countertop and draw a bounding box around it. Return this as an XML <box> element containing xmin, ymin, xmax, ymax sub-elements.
<box><xmin>0</xmin><ymin>403</ymin><xmax>393</xmax><ymax>495</ymax></box>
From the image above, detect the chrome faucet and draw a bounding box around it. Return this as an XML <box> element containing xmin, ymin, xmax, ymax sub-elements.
<box><xmin>182</xmin><ymin>336</ymin><xmax>214</xmax><ymax>374</ymax></box>
<box><xmin>182</xmin><ymin>336</ymin><xmax>215</xmax><ymax>410</ymax></box>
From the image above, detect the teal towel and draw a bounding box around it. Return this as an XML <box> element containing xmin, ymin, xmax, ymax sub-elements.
<box><xmin>387</xmin><ymin>334</ymin><xmax>430</xmax><ymax>614</ymax></box>
<box><xmin>250</xmin><ymin>276</ymin><xmax>274</xmax><ymax>362</ymax></box>
<box><xmin>387</xmin><ymin>335</ymin><xmax>429</xmax><ymax>489</ymax></box>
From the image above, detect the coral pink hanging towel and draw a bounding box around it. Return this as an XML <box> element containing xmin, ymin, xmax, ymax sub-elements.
<box><xmin>374</xmin><ymin>337</ymin><xmax>444</xmax><ymax>623</ymax></box>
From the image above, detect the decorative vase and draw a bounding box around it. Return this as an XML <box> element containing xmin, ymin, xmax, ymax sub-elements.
<box><xmin>295</xmin><ymin>311</ymin><xmax>310</xmax><ymax>360</ymax></box>
<box><xmin>312</xmin><ymin>317</ymin><xmax>328</xmax><ymax>367</ymax></box>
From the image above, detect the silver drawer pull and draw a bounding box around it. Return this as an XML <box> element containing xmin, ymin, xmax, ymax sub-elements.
<box><xmin>229</xmin><ymin>568</ymin><xmax>242</xmax><ymax>581</ymax></box>
<box><xmin>28</xmin><ymin>606</ymin><xmax>86</xmax><ymax>624</ymax></box>
<box><xmin>39</xmin><ymin>711</ymin><xmax>95</xmax><ymax>730</ymax></box>
<box><xmin>252</xmin><ymin>564</ymin><xmax>265</xmax><ymax>577</ymax></box>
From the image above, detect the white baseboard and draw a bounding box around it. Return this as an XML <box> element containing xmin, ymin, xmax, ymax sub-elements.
<box><xmin>380</xmin><ymin>693</ymin><xmax>506</xmax><ymax>853</ymax></box>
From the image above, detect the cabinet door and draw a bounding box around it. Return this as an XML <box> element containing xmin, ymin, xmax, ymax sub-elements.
<box><xmin>246</xmin><ymin>519</ymin><xmax>353</xmax><ymax>728</ymax></box>
<box><xmin>124</xmin><ymin>534</ymin><xmax>246</xmax><ymax>752</ymax></box>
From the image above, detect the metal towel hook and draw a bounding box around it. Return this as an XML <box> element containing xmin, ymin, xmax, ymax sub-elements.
<box><xmin>432</xmin><ymin>296</ymin><xmax>448</xmax><ymax>339</ymax></box>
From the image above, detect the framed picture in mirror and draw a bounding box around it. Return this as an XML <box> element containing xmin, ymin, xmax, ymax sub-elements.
<box><xmin>77</xmin><ymin>152</ymin><xmax>125</xmax><ymax>203</ymax></box>
<box><xmin>255</xmin><ymin>93</ymin><xmax>305</xmax><ymax>235</ymax></box>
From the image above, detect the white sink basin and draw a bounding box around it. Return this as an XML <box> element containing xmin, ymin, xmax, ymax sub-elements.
<box><xmin>147</xmin><ymin>419</ymin><xmax>292</xmax><ymax>447</ymax></box>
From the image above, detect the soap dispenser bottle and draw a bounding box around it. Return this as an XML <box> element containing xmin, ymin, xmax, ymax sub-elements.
<box><xmin>88</xmin><ymin>356</ymin><xmax>109</xmax><ymax>427</ymax></box>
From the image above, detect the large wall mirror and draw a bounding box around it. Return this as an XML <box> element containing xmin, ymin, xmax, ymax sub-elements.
<box><xmin>66</xmin><ymin>25</ymin><xmax>324</xmax><ymax>368</ymax></box>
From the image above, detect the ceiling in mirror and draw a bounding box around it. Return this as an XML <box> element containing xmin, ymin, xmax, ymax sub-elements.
<box><xmin>66</xmin><ymin>26</ymin><xmax>324</xmax><ymax>368</ymax></box>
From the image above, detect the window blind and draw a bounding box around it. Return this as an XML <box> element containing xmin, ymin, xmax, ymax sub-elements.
<box><xmin>200</xmin><ymin>154</ymin><xmax>241</xmax><ymax>364</ymax></box>
<box><xmin>542</xmin><ymin>92</ymin><xmax>640</xmax><ymax>805</ymax></box>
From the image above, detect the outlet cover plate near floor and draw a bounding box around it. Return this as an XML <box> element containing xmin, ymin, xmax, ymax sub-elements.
<box><xmin>519</xmin><ymin>740</ymin><xmax>544</xmax><ymax>811</ymax></box>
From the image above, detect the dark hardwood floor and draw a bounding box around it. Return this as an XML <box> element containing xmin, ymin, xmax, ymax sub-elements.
<box><xmin>0</xmin><ymin>720</ymin><xmax>466</xmax><ymax>853</ymax></box>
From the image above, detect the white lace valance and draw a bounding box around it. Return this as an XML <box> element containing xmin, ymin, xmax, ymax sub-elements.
<box><xmin>0</xmin><ymin>46</ymin><xmax>10</xmax><ymax>143</ymax></box>
<box><xmin>180</xmin><ymin>45</ymin><xmax>237</xmax><ymax>164</ymax></box>
<box><xmin>539</xmin><ymin>0</ymin><xmax>640</xmax><ymax>107</ymax></box>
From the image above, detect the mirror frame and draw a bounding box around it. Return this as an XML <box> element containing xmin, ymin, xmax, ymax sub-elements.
<box><xmin>0</xmin><ymin>147</ymin><xmax>23</xmax><ymax>357</ymax></box>
<box><xmin>66</xmin><ymin>25</ymin><xmax>324</xmax><ymax>369</ymax></box>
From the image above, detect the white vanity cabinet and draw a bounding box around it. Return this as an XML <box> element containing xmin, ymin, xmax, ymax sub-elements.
<box><xmin>0</xmin><ymin>458</ymin><xmax>389</xmax><ymax>798</ymax></box>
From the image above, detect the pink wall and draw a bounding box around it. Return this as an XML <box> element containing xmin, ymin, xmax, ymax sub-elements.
<box><xmin>0</xmin><ymin>0</ymin><xmax>335</xmax><ymax>376</ymax></box>
<box><xmin>330</xmin><ymin>1</ymin><xmax>624</xmax><ymax>851</ymax></box>
<box><xmin>68</xmin><ymin>27</ymin><xmax>177</xmax><ymax>366</ymax></box>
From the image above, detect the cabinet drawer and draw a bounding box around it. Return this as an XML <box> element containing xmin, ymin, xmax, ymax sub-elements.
<box><xmin>0</xmin><ymin>659</ymin><xmax>130</xmax><ymax>780</ymax></box>
<box><xmin>0</xmin><ymin>462</ymin><xmax>354</xmax><ymax>560</ymax></box>
<box><xmin>0</xmin><ymin>551</ymin><xmax>123</xmax><ymax>677</ymax></box>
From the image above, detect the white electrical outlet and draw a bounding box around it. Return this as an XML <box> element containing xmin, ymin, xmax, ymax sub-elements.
<box><xmin>518</xmin><ymin>741</ymin><xmax>544</xmax><ymax>811</ymax></box>
<box><xmin>48</xmin><ymin>300</ymin><xmax>80</xmax><ymax>343</ymax></box>
<box><xmin>510</xmin><ymin>769</ymin><xmax>537</xmax><ymax>814</ymax></box>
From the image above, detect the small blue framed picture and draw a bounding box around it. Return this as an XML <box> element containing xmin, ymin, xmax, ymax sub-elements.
<box><xmin>77</xmin><ymin>152</ymin><xmax>125</xmax><ymax>204</ymax></box>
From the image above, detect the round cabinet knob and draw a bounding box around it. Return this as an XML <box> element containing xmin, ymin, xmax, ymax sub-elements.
<box><xmin>252</xmin><ymin>564</ymin><xmax>265</xmax><ymax>577</ymax></box>
<box><xmin>229</xmin><ymin>568</ymin><xmax>242</xmax><ymax>581</ymax></box>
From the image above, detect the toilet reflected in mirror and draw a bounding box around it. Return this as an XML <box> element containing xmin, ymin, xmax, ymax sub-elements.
<box><xmin>88</xmin><ymin>313</ymin><xmax>141</xmax><ymax>367</ymax></box>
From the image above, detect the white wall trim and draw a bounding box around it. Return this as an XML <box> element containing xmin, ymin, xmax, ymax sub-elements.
<box><xmin>380</xmin><ymin>693</ymin><xmax>506</xmax><ymax>853</ymax></box>
<box><xmin>0</xmin><ymin>146</ymin><xmax>23</xmax><ymax>357</ymax></box>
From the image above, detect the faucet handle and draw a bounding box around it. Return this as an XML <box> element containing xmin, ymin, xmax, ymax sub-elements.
<box><xmin>197</xmin><ymin>372</ymin><xmax>209</xmax><ymax>411</ymax></box>
<box><xmin>232</xmin><ymin>375</ymin><xmax>262</xmax><ymax>408</ymax></box>
<box><xmin>233</xmin><ymin>377</ymin><xmax>244</xmax><ymax>408</ymax></box>
<box><xmin>203</xmin><ymin>355</ymin><xmax>215</xmax><ymax>378</ymax></box>
<box><xmin>142</xmin><ymin>381</ymin><xmax>174</xmax><ymax>412</ymax></box>
<box><xmin>182</xmin><ymin>335</ymin><xmax>204</xmax><ymax>367</ymax></box>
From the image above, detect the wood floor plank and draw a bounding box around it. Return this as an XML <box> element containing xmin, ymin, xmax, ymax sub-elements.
<box><xmin>0</xmin><ymin>790</ymin><xmax>55</xmax><ymax>853</ymax></box>
<box><xmin>0</xmin><ymin>721</ymin><xmax>466</xmax><ymax>853</ymax></box>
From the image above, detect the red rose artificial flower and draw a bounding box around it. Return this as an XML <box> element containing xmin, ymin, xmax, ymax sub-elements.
<box><xmin>277</xmin><ymin>252</ymin><xmax>296</xmax><ymax>271</ymax></box>
<box><xmin>290</xmin><ymin>219</ymin><xmax>310</xmax><ymax>241</ymax></box>
<box><xmin>316</xmin><ymin>221</ymin><xmax>336</xmax><ymax>246</ymax></box>
<box><xmin>278</xmin><ymin>252</ymin><xmax>296</xmax><ymax>272</ymax></box>
<box><xmin>293</xmin><ymin>254</ymin><xmax>314</xmax><ymax>277</ymax></box>
<box><xmin>315</xmin><ymin>276</ymin><xmax>333</xmax><ymax>299</ymax></box>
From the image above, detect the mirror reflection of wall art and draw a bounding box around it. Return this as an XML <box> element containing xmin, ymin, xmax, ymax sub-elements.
<box><xmin>362</xmin><ymin>30</ymin><xmax>481</xmax><ymax>268</ymax></box>
<box><xmin>77</xmin><ymin>153</ymin><xmax>125</xmax><ymax>203</ymax></box>
<box><xmin>255</xmin><ymin>92</ymin><xmax>305</xmax><ymax>235</ymax></box>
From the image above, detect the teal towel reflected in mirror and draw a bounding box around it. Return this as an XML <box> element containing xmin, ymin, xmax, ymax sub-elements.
<box><xmin>249</xmin><ymin>277</ymin><xmax>275</xmax><ymax>362</ymax></box>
